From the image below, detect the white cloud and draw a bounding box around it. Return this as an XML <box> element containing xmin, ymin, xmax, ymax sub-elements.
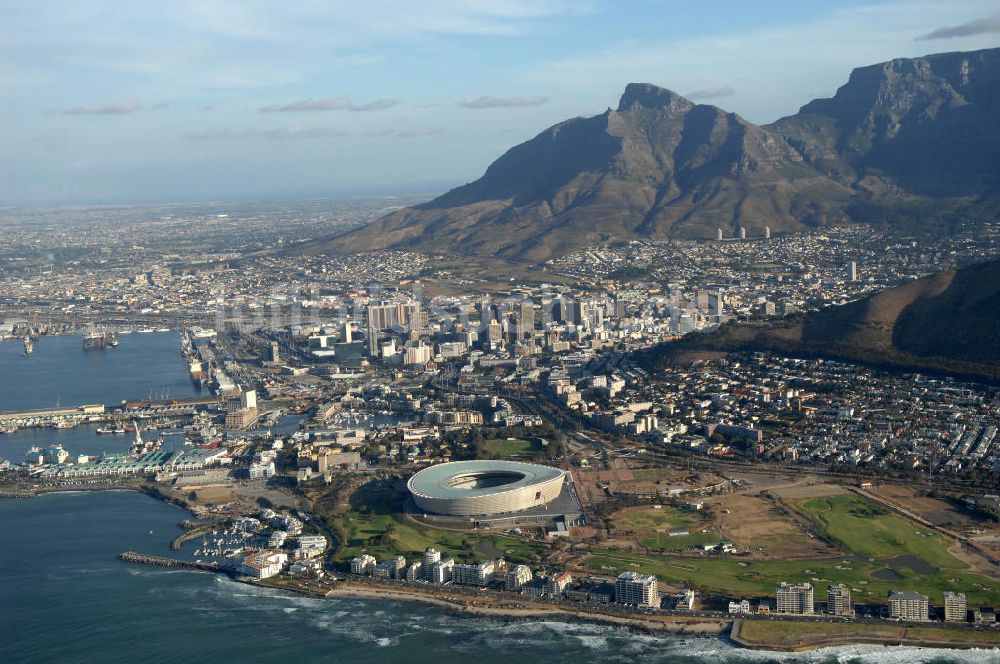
<box><xmin>458</xmin><ymin>95</ymin><xmax>548</xmax><ymax>109</ymax></box>
<box><xmin>56</xmin><ymin>100</ymin><xmax>143</xmax><ymax>115</ymax></box>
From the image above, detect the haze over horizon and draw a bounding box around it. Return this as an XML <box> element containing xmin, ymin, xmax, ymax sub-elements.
<box><xmin>2</xmin><ymin>0</ymin><xmax>999</xmax><ymax>206</ymax></box>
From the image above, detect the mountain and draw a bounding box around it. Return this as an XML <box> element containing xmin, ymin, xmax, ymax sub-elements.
<box><xmin>770</xmin><ymin>48</ymin><xmax>1000</xmax><ymax>197</ymax></box>
<box><xmin>317</xmin><ymin>48</ymin><xmax>1000</xmax><ymax>261</ymax></box>
<box><xmin>647</xmin><ymin>257</ymin><xmax>1000</xmax><ymax>381</ymax></box>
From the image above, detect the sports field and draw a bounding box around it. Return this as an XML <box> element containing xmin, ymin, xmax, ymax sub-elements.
<box><xmin>482</xmin><ymin>438</ymin><xmax>541</xmax><ymax>459</ymax></box>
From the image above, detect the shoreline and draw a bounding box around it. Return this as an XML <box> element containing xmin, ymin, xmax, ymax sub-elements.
<box><xmin>323</xmin><ymin>581</ymin><xmax>728</xmax><ymax>636</ymax></box>
<box><xmin>14</xmin><ymin>484</ymin><xmax>1000</xmax><ymax>653</ymax></box>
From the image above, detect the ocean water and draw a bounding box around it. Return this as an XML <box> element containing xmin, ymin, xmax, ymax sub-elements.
<box><xmin>0</xmin><ymin>331</ymin><xmax>199</xmax><ymax>463</ymax></box>
<box><xmin>0</xmin><ymin>491</ymin><xmax>996</xmax><ymax>664</ymax></box>
<box><xmin>0</xmin><ymin>331</ymin><xmax>199</xmax><ymax>411</ymax></box>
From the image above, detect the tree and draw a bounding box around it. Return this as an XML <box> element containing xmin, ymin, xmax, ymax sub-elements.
<box><xmin>187</xmin><ymin>491</ymin><xmax>198</xmax><ymax>502</ymax></box>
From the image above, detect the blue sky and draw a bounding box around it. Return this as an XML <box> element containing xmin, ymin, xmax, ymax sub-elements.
<box><xmin>1</xmin><ymin>0</ymin><xmax>999</xmax><ymax>205</ymax></box>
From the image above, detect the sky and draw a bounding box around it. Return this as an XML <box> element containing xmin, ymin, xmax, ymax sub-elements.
<box><xmin>1</xmin><ymin>0</ymin><xmax>999</xmax><ymax>206</ymax></box>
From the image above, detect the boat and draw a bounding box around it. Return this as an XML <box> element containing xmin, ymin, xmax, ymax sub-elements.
<box><xmin>96</xmin><ymin>426</ymin><xmax>116</xmax><ymax>435</ymax></box>
<box><xmin>83</xmin><ymin>329</ymin><xmax>118</xmax><ymax>350</ymax></box>
<box><xmin>22</xmin><ymin>337</ymin><xmax>33</xmax><ymax>356</ymax></box>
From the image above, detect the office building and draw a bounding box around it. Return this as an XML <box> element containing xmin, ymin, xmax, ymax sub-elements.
<box><xmin>944</xmin><ymin>591</ymin><xmax>967</xmax><ymax>622</ymax></box>
<box><xmin>366</xmin><ymin>301</ymin><xmax>422</xmax><ymax>332</ymax></box>
<box><xmin>827</xmin><ymin>584</ymin><xmax>853</xmax><ymax>616</ymax></box>
<box><xmin>776</xmin><ymin>582</ymin><xmax>814</xmax><ymax>615</ymax></box>
<box><xmin>848</xmin><ymin>260</ymin><xmax>858</xmax><ymax>282</ymax></box>
<box><xmin>888</xmin><ymin>590</ymin><xmax>929</xmax><ymax>621</ymax></box>
<box><xmin>615</xmin><ymin>572</ymin><xmax>659</xmax><ymax>608</ymax></box>
<box><xmin>518</xmin><ymin>301</ymin><xmax>535</xmax><ymax>339</ymax></box>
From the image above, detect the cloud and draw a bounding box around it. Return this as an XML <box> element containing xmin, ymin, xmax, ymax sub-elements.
<box><xmin>349</xmin><ymin>98</ymin><xmax>401</xmax><ymax>111</ymax></box>
<box><xmin>186</xmin><ymin>125</ymin><xmax>347</xmax><ymax>140</ymax></box>
<box><xmin>56</xmin><ymin>100</ymin><xmax>143</xmax><ymax>115</ymax></box>
<box><xmin>258</xmin><ymin>97</ymin><xmax>400</xmax><ymax>112</ymax></box>
<box><xmin>458</xmin><ymin>95</ymin><xmax>547</xmax><ymax>109</ymax></box>
<box><xmin>392</xmin><ymin>127</ymin><xmax>447</xmax><ymax>138</ymax></box>
<box><xmin>685</xmin><ymin>85</ymin><xmax>735</xmax><ymax>100</ymax></box>
<box><xmin>151</xmin><ymin>101</ymin><xmax>170</xmax><ymax>110</ymax></box>
<box><xmin>258</xmin><ymin>97</ymin><xmax>350</xmax><ymax>112</ymax></box>
<box><xmin>916</xmin><ymin>15</ymin><xmax>1000</xmax><ymax>39</ymax></box>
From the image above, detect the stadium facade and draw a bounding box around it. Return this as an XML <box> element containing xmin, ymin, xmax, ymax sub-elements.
<box><xmin>407</xmin><ymin>460</ymin><xmax>565</xmax><ymax>516</ymax></box>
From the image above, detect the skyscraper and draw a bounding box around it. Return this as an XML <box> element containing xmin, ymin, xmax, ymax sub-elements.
<box><xmin>518</xmin><ymin>300</ymin><xmax>535</xmax><ymax>339</ymax></box>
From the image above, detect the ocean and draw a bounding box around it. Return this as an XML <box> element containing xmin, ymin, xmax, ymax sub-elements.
<box><xmin>0</xmin><ymin>333</ymin><xmax>995</xmax><ymax>663</ymax></box>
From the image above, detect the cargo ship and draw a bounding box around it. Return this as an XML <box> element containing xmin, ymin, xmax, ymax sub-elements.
<box><xmin>83</xmin><ymin>329</ymin><xmax>118</xmax><ymax>350</ymax></box>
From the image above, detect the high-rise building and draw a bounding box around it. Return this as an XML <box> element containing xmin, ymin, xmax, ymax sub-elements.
<box><xmin>422</xmin><ymin>547</ymin><xmax>441</xmax><ymax>580</ymax></box>
<box><xmin>241</xmin><ymin>389</ymin><xmax>257</xmax><ymax>410</ymax></box>
<box><xmin>776</xmin><ymin>582</ymin><xmax>814</xmax><ymax>615</ymax></box>
<box><xmin>888</xmin><ymin>590</ymin><xmax>929</xmax><ymax>621</ymax></box>
<box><xmin>716</xmin><ymin>227</ymin><xmax>724</xmax><ymax>241</ymax></box>
<box><xmin>267</xmin><ymin>341</ymin><xmax>280</xmax><ymax>363</ymax></box>
<box><xmin>944</xmin><ymin>591</ymin><xmax>967</xmax><ymax>622</ymax></box>
<box><xmin>615</xmin><ymin>572</ymin><xmax>659</xmax><ymax>608</ymax></box>
<box><xmin>847</xmin><ymin>260</ymin><xmax>858</xmax><ymax>282</ymax></box>
<box><xmin>764</xmin><ymin>225</ymin><xmax>771</xmax><ymax>239</ymax></box>
<box><xmin>827</xmin><ymin>584</ymin><xmax>853</xmax><ymax>616</ymax></box>
<box><xmin>342</xmin><ymin>320</ymin><xmax>352</xmax><ymax>343</ymax></box>
<box><xmin>367</xmin><ymin>301</ymin><xmax>421</xmax><ymax>332</ymax></box>
<box><xmin>518</xmin><ymin>301</ymin><xmax>535</xmax><ymax>340</ymax></box>
<box><xmin>506</xmin><ymin>564</ymin><xmax>532</xmax><ymax>591</ymax></box>
<box><xmin>738</xmin><ymin>226</ymin><xmax>747</xmax><ymax>240</ymax></box>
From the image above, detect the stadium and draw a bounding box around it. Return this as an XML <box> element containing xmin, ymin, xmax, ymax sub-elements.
<box><xmin>407</xmin><ymin>460</ymin><xmax>566</xmax><ymax>517</ymax></box>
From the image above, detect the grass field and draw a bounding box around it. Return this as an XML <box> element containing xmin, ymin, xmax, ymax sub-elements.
<box><xmin>583</xmin><ymin>549</ymin><xmax>1000</xmax><ymax>605</ymax></box>
<box><xmin>613</xmin><ymin>506</ymin><xmax>722</xmax><ymax>552</ymax></box>
<box><xmin>482</xmin><ymin>438</ymin><xmax>541</xmax><ymax>459</ymax></box>
<box><xmin>332</xmin><ymin>504</ymin><xmax>546</xmax><ymax>567</ymax></box>
<box><xmin>799</xmin><ymin>495</ymin><xmax>963</xmax><ymax>569</ymax></box>
<box><xmin>737</xmin><ymin>618</ymin><xmax>1000</xmax><ymax>648</ymax></box>
<box><xmin>583</xmin><ymin>494</ymin><xmax>1000</xmax><ymax>605</ymax></box>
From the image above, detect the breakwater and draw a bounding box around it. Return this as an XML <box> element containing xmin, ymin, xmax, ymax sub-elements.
<box><xmin>118</xmin><ymin>550</ymin><xmax>230</xmax><ymax>573</ymax></box>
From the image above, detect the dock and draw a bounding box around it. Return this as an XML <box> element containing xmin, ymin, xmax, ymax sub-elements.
<box><xmin>118</xmin><ymin>551</ymin><xmax>231</xmax><ymax>574</ymax></box>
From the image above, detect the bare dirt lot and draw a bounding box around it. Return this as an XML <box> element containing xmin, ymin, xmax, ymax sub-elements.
<box><xmin>710</xmin><ymin>493</ymin><xmax>838</xmax><ymax>559</ymax></box>
<box><xmin>870</xmin><ymin>483</ymin><xmax>989</xmax><ymax>530</ymax></box>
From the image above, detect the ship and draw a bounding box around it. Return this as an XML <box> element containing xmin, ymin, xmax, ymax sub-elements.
<box><xmin>83</xmin><ymin>329</ymin><xmax>118</xmax><ymax>350</ymax></box>
<box><xmin>22</xmin><ymin>337</ymin><xmax>33</xmax><ymax>356</ymax></box>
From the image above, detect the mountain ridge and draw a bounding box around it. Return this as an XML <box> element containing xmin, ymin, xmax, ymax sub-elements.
<box><xmin>309</xmin><ymin>47</ymin><xmax>1000</xmax><ymax>261</ymax></box>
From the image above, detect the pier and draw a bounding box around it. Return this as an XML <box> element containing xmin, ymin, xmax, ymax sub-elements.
<box><xmin>118</xmin><ymin>551</ymin><xmax>230</xmax><ymax>574</ymax></box>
